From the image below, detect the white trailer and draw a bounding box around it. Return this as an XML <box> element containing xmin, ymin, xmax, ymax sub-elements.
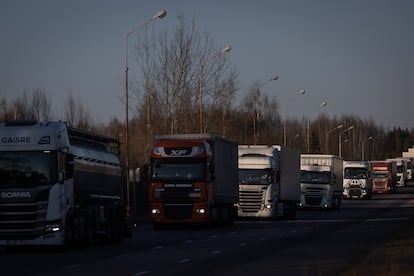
<box><xmin>386</xmin><ymin>158</ymin><xmax>408</xmax><ymax>186</ymax></box>
<box><xmin>343</xmin><ymin>161</ymin><xmax>372</xmax><ymax>199</ymax></box>
<box><xmin>0</xmin><ymin>120</ymin><xmax>128</xmax><ymax>248</ymax></box>
<box><xmin>403</xmin><ymin>157</ymin><xmax>413</xmax><ymax>181</ymax></box>
<box><xmin>299</xmin><ymin>154</ymin><xmax>343</xmax><ymax>209</ymax></box>
<box><xmin>237</xmin><ymin>145</ymin><xmax>300</xmax><ymax>220</ymax></box>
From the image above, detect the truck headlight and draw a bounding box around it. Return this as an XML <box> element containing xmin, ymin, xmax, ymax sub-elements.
<box><xmin>44</xmin><ymin>222</ymin><xmax>62</xmax><ymax>233</ymax></box>
<box><xmin>195</xmin><ymin>208</ymin><xmax>206</xmax><ymax>214</ymax></box>
<box><xmin>151</xmin><ymin>208</ymin><xmax>161</xmax><ymax>214</ymax></box>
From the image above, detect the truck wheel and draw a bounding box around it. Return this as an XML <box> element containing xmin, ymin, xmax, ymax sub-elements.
<box><xmin>283</xmin><ymin>202</ymin><xmax>296</xmax><ymax>220</ymax></box>
<box><xmin>64</xmin><ymin>215</ymin><xmax>74</xmax><ymax>250</ymax></box>
<box><xmin>153</xmin><ymin>223</ymin><xmax>163</xmax><ymax>230</ymax></box>
<box><xmin>114</xmin><ymin>208</ymin><xmax>123</xmax><ymax>243</ymax></box>
<box><xmin>80</xmin><ymin>213</ymin><xmax>95</xmax><ymax>248</ymax></box>
<box><xmin>209</xmin><ymin>206</ymin><xmax>219</xmax><ymax>227</ymax></box>
<box><xmin>333</xmin><ymin>197</ymin><xmax>341</xmax><ymax>210</ymax></box>
<box><xmin>222</xmin><ymin>205</ymin><xmax>235</xmax><ymax>226</ymax></box>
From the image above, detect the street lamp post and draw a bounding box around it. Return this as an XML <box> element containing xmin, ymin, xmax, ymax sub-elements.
<box><xmin>283</xmin><ymin>89</ymin><xmax>306</xmax><ymax>146</ymax></box>
<box><xmin>307</xmin><ymin>101</ymin><xmax>327</xmax><ymax>153</ymax></box>
<box><xmin>361</xmin><ymin>136</ymin><xmax>373</xmax><ymax>161</ymax></box>
<box><xmin>325</xmin><ymin>124</ymin><xmax>343</xmax><ymax>153</ymax></box>
<box><xmin>199</xmin><ymin>45</ymin><xmax>232</xmax><ymax>134</ymax></box>
<box><xmin>339</xmin><ymin>125</ymin><xmax>354</xmax><ymax>157</ymax></box>
<box><xmin>124</xmin><ymin>9</ymin><xmax>166</xmax><ymax>217</ymax></box>
<box><xmin>253</xmin><ymin>75</ymin><xmax>279</xmax><ymax>144</ymax></box>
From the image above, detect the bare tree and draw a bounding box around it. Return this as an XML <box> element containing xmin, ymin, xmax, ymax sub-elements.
<box><xmin>29</xmin><ymin>88</ymin><xmax>52</xmax><ymax>121</ymax></box>
<box><xmin>0</xmin><ymin>97</ymin><xmax>11</xmax><ymax>121</ymax></box>
<box><xmin>61</xmin><ymin>91</ymin><xmax>93</xmax><ymax>130</ymax></box>
<box><xmin>132</xmin><ymin>13</ymin><xmax>236</xmax><ymax>135</ymax></box>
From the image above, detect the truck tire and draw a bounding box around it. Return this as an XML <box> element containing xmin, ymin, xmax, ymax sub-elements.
<box><xmin>64</xmin><ymin>215</ymin><xmax>74</xmax><ymax>250</ymax></box>
<box><xmin>333</xmin><ymin>196</ymin><xmax>341</xmax><ymax>210</ymax></box>
<box><xmin>209</xmin><ymin>206</ymin><xmax>219</xmax><ymax>228</ymax></box>
<box><xmin>114</xmin><ymin>207</ymin><xmax>124</xmax><ymax>243</ymax></box>
<box><xmin>222</xmin><ymin>205</ymin><xmax>235</xmax><ymax>226</ymax></box>
<box><xmin>81</xmin><ymin>212</ymin><xmax>95</xmax><ymax>247</ymax></box>
<box><xmin>283</xmin><ymin>202</ymin><xmax>297</xmax><ymax>220</ymax></box>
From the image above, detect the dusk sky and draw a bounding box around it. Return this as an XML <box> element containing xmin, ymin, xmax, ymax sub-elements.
<box><xmin>1</xmin><ymin>0</ymin><xmax>413</xmax><ymax>129</ymax></box>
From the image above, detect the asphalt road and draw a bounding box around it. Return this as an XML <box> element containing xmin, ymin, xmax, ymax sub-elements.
<box><xmin>2</xmin><ymin>183</ymin><xmax>414</xmax><ymax>276</ymax></box>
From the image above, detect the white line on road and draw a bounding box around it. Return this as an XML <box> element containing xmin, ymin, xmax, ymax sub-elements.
<box><xmin>152</xmin><ymin>246</ymin><xmax>164</xmax><ymax>250</ymax></box>
<box><xmin>177</xmin><ymin>258</ymin><xmax>191</xmax><ymax>264</ymax></box>
<box><xmin>64</xmin><ymin>263</ymin><xmax>83</xmax><ymax>270</ymax></box>
<box><xmin>294</xmin><ymin>217</ymin><xmax>411</xmax><ymax>223</ymax></box>
<box><xmin>134</xmin><ymin>271</ymin><xmax>150</xmax><ymax>275</ymax></box>
<box><xmin>211</xmin><ymin>250</ymin><xmax>222</xmax><ymax>254</ymax></box>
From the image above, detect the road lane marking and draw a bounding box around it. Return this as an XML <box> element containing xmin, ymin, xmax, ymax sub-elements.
<box><xmin>177</xmin><ymin>258</ymin><xmax>191</xmax><ymax>264</ymax></box>
<box><xmin>239</xmin><ymin>242</ymin><xmax>247</xmax><ymax>247</ymax></box>
<box><xmin>294</xmin><ymin>217</ymin><xmax>411</xmax><ymax>223</ymax></box>
<box><xmin>366</xmin><ymin>217</ymin><xmax>411</xmax><ymax>222</ymax></box>
<box><xmin>211</xmin><ymin>250</ymin><xmax>222</xmax><ymax>254</ymax></box>
<box><xmin>135</xmin><ymin>271</ymin><xmax>150</xmax><ymax>275</ymax></box>
<box><xmin>64</xmin><ymin>264</ymin><xmax>82</xmax><ymax>270</ymax></box>
<box><xmin>152</xmin><ymin>246</ymin><xmax>164</xmax><ymax>250</ymax></box>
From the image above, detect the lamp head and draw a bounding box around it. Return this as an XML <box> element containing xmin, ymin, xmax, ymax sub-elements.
<box><xmin>153</xmin><ymin>10</ymin><xmax>167</xmax><ymax>20</ymax></box>
<box><xmin>222</xmin><ymin>45</ymin><xmax>232</xmax><ymax>53</ymax></box>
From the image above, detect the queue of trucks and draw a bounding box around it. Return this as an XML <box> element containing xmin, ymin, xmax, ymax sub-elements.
<box><xmin>1</xmin><ymin>120</ymin><xmax>412</xmax><ymax>249</ymax></box>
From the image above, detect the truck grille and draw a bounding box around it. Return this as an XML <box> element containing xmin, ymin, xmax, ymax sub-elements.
<box><xmin>0</xmin><ymin>201</ymin><xmax>47</xmax><ymax>240</ymax></box>
<box><xmin>163</xmin><ymin>204</ymin><xmax>193</xmax><ymax>220</ymax></box>
<box><xmin>349</xmin><ymin>187</ymin><xmax>362</xmax><ymax>197</ymax></box>
<box><xmin>373</xmin><ymin>181</ymin><xmax>387</xmax><ymax>191</ymax></box>
<box><xmin>239</xmin><ymin>189</ymin><xmax>265</xmax><ymax>213</ymax></box>
<box><xmin>162</xmin><ymin>184</ymin><xmax>194</xmax><ymax>220</ymax></box>
<box><xmin>163</xmin><ymin>184</ymin><xmax>194</xmax><ymax>203</ymax></box>
<box><xmin>305</xmin><ymin>196</ymin><xmax>323</xmax><ymax>205</ymax></box>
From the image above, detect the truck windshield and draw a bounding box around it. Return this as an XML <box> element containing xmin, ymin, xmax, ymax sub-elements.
<box><xmin>344</xmin><ymin>168</ymin><xmax>368</xmax><ymax>179</ymax></box>
<box><xmin>0</xmin><ymin>151</ymin><xmax>58</xmax><ymax>187</ymax></box>
<box><xmin>152</xmin><ymin>160</ymin><xmax>206</xmax><ymax>181</ymax></box>
<box><xmin>300</xmin><ymin>171</ymin><xmax>331</xmax><ymax>184</ymax></box>
<box><xmin>239</xmin><ymin>169</ymin><xmax>271</xmax><ymax>185</ymax></box>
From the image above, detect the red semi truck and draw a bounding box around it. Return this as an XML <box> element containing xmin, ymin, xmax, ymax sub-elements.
<box><xmin>370</xmin><ymin>161</ymin><xmax>397</xmax><ymax>194</ymax></box>
<box><xmin>148</xmin><ymin>134</ymin><xmax>239</xmax><ymax>229</ymax></box>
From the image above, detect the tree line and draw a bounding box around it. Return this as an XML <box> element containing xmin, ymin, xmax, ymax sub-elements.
<box><xmin>2</xmin><ymin>14</ymin><xmax>413</xmax><ymax>169</ymax></box>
